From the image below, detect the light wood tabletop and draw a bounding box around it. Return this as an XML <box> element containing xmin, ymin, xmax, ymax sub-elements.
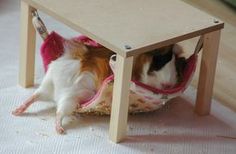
<box><xmin>23</xmin><ymin>0</ymin><xmax>223</xmax><ymax>57</ymax></box>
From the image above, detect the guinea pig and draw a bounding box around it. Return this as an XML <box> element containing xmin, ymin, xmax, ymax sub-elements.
<box><xmin>132</xmin><ymin>44</ymin><xmax>184</xmax><ymax>89</ymax></box>
<box><xmin>12</xmin><ymin>39</ymin><xmax>114</xmax><ymax>134</ymax></box>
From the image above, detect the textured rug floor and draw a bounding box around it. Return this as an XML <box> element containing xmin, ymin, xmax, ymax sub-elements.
<box><xmin>0</xmin><ymin>0</ymin><xmax>236</xmax><ymax>154</ymax></box>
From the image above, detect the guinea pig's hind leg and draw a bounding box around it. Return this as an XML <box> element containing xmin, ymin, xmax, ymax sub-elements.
<box><xmin>55</xmin><ymin>112</ymin><xmax>65</xmax><ymax>134</ymax></box>
<box><xmin>12</xmin><ymin>72</ymin><xmax>53</xmax><ymax>116</ymax></box>
<box><xmin>12</xmin><ymin>94</ymin><xmax>40</xmax><ymax>116</ymax></box>
<box><xmin>55</xmin><ymin>96</ymin><xmax>78</xmax><ymax>134</ymax></box>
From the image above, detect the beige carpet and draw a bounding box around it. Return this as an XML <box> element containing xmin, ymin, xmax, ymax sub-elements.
<box><xmin>0</xmin><ymin>0</ymin><xmax>236</xmax><ymax>153</ymax></box>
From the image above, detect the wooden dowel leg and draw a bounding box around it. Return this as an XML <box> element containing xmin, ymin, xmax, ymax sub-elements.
<box><xmin>19</xmin><ymin>1</ymin><xmax>36</xmax><ymax>88</ymax></box>
<box><xmin>195</xmin><ymin>30</ymin><xmax>221</xmax><ymax>115</ymax></box>
<box><xmin>109</xmin><ymin>55</ymin><xmax>133</xmax><ymax>143</ymax></box>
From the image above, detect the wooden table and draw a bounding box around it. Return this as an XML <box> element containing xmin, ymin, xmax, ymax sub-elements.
<box><xmin>20</xmin><ymin>0</ymin><xmax>224</xmax><ymax>143</ymax></box>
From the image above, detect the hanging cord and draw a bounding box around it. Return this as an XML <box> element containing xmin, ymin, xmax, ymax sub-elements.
<box><xmin>31</xmin><ymin>10</ymin><xmax>49</xmax><ymax>40</ymax></box>
<box><xmin>194</xmin><ymin>35</ymin><xmax>204</xmax><ymax>55</ymax></box>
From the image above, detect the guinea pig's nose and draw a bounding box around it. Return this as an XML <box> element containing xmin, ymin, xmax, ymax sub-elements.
<box><xmin>111</xmin><ymin>55</ymin><xmax>116</xmax><ymax>61</ymax></box>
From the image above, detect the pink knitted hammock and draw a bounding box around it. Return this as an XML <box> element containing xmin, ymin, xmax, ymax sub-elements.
<box><xmin>33</xmin><ymin>11</ymin><xmax>202</xmax><ymax>115</ymax></box>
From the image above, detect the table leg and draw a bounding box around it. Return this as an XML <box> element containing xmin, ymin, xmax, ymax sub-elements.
<box><xmin>19</xmin><ymin>1</ymin><xmax>36</xmax><ymax>88</ymax></box>
<box><xmin>109</xmin><ymin>55</ymin><xmax>133</xmax><ymax>143</ymax></box>
<box><xmin>195</xmin><ymin>30</ymin><xmax>221</xmax><ymax>115</ymax></box>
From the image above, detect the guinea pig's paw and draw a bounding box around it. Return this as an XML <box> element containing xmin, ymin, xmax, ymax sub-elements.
<box><xmin>56</xmin><ymin>125</ymin><xmax>66</xmax><ymax>135</ymax></box>
<box><xmin>12</xmin><ymin>106</ymin><xmax>27</xmax><ymax>116</ymax></box>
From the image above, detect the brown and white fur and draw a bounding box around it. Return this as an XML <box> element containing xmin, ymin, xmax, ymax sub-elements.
<box><xmin>132</xmin><ymin>44</ymin><xmax>183</xmax><ymax>89</ymax></box>
<box><xmin>12</xmin><ymin>39</ymin><xmax>183</xmax><ymax>134</ymax></box>
<box><xmin>12</xmin><ymin>40</ymin><xmax>114</xmax><ymax>134</ymax></box>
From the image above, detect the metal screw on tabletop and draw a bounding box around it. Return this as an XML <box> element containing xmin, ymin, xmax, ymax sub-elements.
<box><xmin>124</xmin><ymin>45</ymin><xmax>132</xmax><ymax>50</ymax></box>
<box><xmin>214</xmin><ymin>19</ymin><xmax>219</xmax><ymax>23</ymax></box>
